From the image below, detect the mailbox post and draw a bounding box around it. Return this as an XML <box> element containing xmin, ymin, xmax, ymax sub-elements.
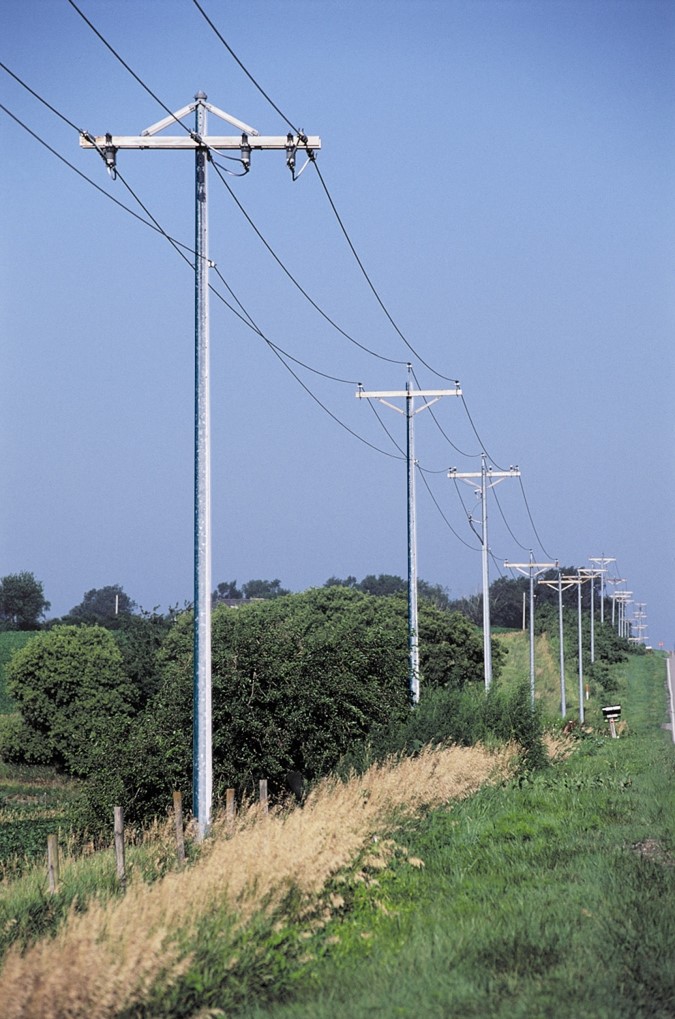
<box><xmin>602</xmin><ymin>704</ymin><xmax>622</xmax><ymax>739</ymax></box>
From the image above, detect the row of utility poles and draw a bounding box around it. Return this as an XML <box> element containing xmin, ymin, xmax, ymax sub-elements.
<box><xmin>82</xmin><ymin>93</ymin><xmax>647</xmax><ymax>839</ymax></box>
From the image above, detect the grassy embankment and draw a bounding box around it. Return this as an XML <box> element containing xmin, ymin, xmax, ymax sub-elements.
<box><xmin>0</xmin><ymin>633</ymin><xmax>673</xmax><ymax>1017</ymax></box>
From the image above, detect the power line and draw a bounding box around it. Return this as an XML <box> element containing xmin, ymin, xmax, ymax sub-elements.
<box><xmin>66</xmin><ymin>0</ymin><xmax>195</xmax><ymax>140</ymax></box>
<box><xmin>459</xmin><ymin>395</ymin><xmax>508</xmax><ymax>471</ymax></box>
<box><xmin>311</xmin><ymin>161</ymin><xmax>460</xmax><ymax>383</ymax></box>
<box><xmin>188</xmin><ymin>2</ymin><xmax>463</xmax><ymax>382</ymax></box>
<box><xmin>0</xmin><ymin>102</ymin><xmax>187</xmax><ymax>244</ymax></box>
<box><xmin>416</xmin><ymin>468</ymin><xmax>481</xmax><ymax>551</ymax></box>
<box><xmin>518</xmin><ymin>476</ymin><xmax>556</xmax><ymax>561</ymax></box>
<box><xmin>2</xmin><ymin>81</ymin><xmax>402</xmax><ymax>458</ymax></box>
<box><xmin>191</xmin><ymin>0</ymin><xmax>299</xmax><ymax>134</ymax></box>
<box><xmin>491</xmin><ymin>484</ymin><xmax>530</xmax><ymax>553</ymax></box>
<box><xmin>210</xmin><ymin>159</ymin><xmax>408</xmax><ymax>366</ymax></box>
<box><xmin>410</xmin><ymin>366</ymin><xmax>481</xmax><ymax>458</ymax></box>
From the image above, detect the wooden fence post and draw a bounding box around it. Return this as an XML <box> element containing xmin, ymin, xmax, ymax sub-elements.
<box><xmin>47</xmin><ymin>834</ymin><xmax>59</xmax><ymax>894</ymax></box>
<box><xmin>226</xmin><ymin>787</ymin><xmax>236</xmax><ymax>830</ymax></box>
<box><xmin>259</xmin><ymin>778</ymin><xmax>268</xmax><ymax>814</ymax></box>
<box><xmin>114</xmin><ymin>806</ymin><xmax>126</xmax><ymax>888</ymax></box>
<box><xmin>173</xmin><ymin>791</ymin><xmax>186</xmax><ymax>864</ymax></box>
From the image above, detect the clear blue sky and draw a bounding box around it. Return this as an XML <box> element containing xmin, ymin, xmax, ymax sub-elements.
<box><xmin>2</xmin><ymin>0</ymin><xmax>673</xmax><ymax>647</ymax></box>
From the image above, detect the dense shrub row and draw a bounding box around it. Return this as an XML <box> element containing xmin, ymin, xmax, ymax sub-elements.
<box><xmin>2</xmin><ymin>587</ymin><xmax>511</xmax><ymax>835</ymax></box>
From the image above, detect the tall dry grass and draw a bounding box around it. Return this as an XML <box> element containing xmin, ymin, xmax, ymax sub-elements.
<box><xmin>0</xmin><ymin>743</ymin><xmax>513</xmax><ymax>1019</ymax></box>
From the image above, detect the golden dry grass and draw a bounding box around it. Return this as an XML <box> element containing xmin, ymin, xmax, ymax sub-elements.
<box><xmin>0</xmin><ymin>743</ymin><xmax>514</xmax><ymax>1019</ymax></box>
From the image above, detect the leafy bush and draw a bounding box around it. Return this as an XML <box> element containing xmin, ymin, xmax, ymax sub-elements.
<box><xmin>75</xmin><ymin>587</ymin><xmax>494</xmax><ymax>828</ymax></box>
<box><xmin>5</xmin><ymin>626</ymin><xmax>136</xmax><ymax>776</ymax></box>
<box><xmin>337</xmin><ymin>680</ymin><xmax>547</xmax><ymax>777</ymax></box>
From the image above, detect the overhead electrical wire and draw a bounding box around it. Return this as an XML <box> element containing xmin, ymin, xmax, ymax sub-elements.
<box><xmin>13</xmin><ymin>14</ymin><xmax>560</xmax><ymax>570</ymax></box>
<box><xmin>409</xmin><ymin>365</ymin><xmax>481</xmax><ymax>458</ymax></box>
<box><xmin>209</xmin><ymin>160</ymin><xmax>409</xmax><ymax>367</ymax></box>
<box><xmin>518</xmin><ymin>476</ymin><xmax>556</xmax><ymax>562</ymax></box>
<box><xmin>187</xmin><ymin>0</ymin><xmax>463</xmax><ymax>384</ymax></box>
<box><xmin>416</xmin><ymin>468</ymin><xmax>481</xmax><ymax>552</ymax></box>
<box><xmin>0</xmin><ymin>88</ymin><xmax>402</xmax><ymax>460</ymax></box>
<box><xmin>66</xmin><ymin>0</ymin><xmax>196</xmax><ymax>141</ymax></box>
<box><xmin>363</xmin><ymin>398</ymin><xmax>406</xmax><ymax>458</ymax></box>
<box><xmin>491</xmin><ymin>484</ymin><xmax>530</xmax><ymax>554</ymax></box>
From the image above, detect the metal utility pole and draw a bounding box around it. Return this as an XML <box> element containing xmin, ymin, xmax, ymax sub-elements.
<box><xmin>589</xmin><ymin>556</ymin><xmax>615</xmax><ymax>624</ymax></box>
<box><xmin>556</xmin><ymin>572</ymin><xmax>590</xmax><ymax>723</ymax></box>
<box><xmin>504</xmin><ymin>554</ymin><xmax>558</xmax><ymax>708</ymax></box>
<box><xmin>606</xmin><ymin>577</ymin><xmax>626</xmax><ymax>627</ymax></box>
<box><xmin>448</xmin><ymin>457</ymin><xmax>520</xmax><ymax>690</ymax></box>
<box><xmin>357</xmin><ymin>368</ymin><xmax>462</xmax><ymax>703</ymax></box>
<box><xmin>538</xmin><ymin>571</ymin><xmax>577</xmax><ymax>718</ymax></box>
<box><xmin>578</xmin><ymin>567</ymin><xmax>605</xmax><ymax>664</ymax></box>
<box><xmin>82</xmin><ymin>97</ymin><xmax>320</xmax><ymax>839</ymax></box>
<box><xmin>613</xmin><ymin>590</ymin><xmax>633</xmax><ymax>639</ymax></box>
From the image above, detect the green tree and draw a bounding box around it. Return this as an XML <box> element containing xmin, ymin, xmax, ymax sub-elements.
<box><xmin>212</xmin><ymin>580</ymin><xmax>242</xmax><ymax>605</ymax></box>
<box><xmin>357</xmin><ymin>574</ymin><xmax>407</xmax><ymax>597</ymax></box>
<box><xmin>0</xmin><ymin>572</ymin><xmax>50</xmax><ymax>630</ymax></box>
<box><xmin>64</xmin><ymin>585</ymin><xmax>136</xmax><ymax>627</ymax></box>
<box><xmin>240</xmin><ymin>579</ymin><xmax>290</xmax><ymax>600</ymax></box>
<box><xmin>5</xmin><ymin>625</ymin><xmax>136</xmax><ymax>776</ymax></box>
<box><xmin>72</xmin><ymin>587</ymin><xmax>493</xmax><ymax>828</ymax></box>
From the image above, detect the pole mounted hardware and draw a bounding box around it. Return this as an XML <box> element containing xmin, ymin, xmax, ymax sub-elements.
<box><xmin>81</xmin><ymin>95</ymin><xmax>320</xmax><ymax>839</ymax></box>
<box><xmin>356</xmin><ymin>368</ymin><xmax>462</xmax><ymax>704</ymax></box>
<box><xmin>448</xmin><ymin>458</ymin><xmax>520</xmax><ymax>691</ymax></box>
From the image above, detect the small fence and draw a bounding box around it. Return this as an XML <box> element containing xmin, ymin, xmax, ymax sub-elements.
<box><xmin>45</xmin><ymin>783</ymin><xmax>269</xmax><ymax>894</ymax></box>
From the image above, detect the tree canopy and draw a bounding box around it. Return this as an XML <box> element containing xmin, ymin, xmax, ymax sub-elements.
<box><xmin>64</xmin><ymin>585</ymin><xmax>137</xmax><ymax>627</ymax></box>
<box><xmin>0</xmin><ymin>572</ymin><xmax>50</xmax><ymax>630</ymax></box>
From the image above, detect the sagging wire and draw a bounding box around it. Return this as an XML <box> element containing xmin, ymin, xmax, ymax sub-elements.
<box><xmin>209</xmin><ymin>159</ymin><xmax>408</xmax><ymax>366</ymax></box>
<box><xmin>518</xmin><ymin>476</ymin><xmax>556</xmax><ymax>562</ymax></box>
<box><xmin>492</xmin><ymin>484</ymin><xmax>530</xmax><ymax>553</ymax></box>
<box><xmin>416</xmin><ymin>467</ymin><xmax>481</xmax><ymax>552</ymax></box>
<box><xmin>410</xmin><ymin>365</ymin><xmax>481</xmax><ymax>458</ymax></box>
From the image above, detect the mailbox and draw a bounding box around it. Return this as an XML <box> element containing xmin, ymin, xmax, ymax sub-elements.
<box><xmin>602</xmin><ymin>704</ymin><xmax>621</xmax><ymax>738</ymax></box>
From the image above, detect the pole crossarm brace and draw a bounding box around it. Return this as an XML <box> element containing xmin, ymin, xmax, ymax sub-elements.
<box><xmin>538</xmin><ymin>577</ymin><xmax>578</xmax><ymax>592</ymax></box>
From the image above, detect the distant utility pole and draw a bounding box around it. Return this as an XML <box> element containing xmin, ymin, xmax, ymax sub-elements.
<box><xmin>448</xmin><ymin>456</ymin><xmax>520</xmax><ymax>690</ymax></box>
<box><xmin>538</xmin><ymin>570</ymin><xmax>577</xmax><ymax>718</ymax></box>
<box><xmin>606</xmin><ymin>577</ymin><xmax>626</xmax><ymax>627</ymax></box>
<box><xmin>613</xmin><ymin>590</ymin><xmax>633</xmax><ymax>639</ymax></box>
<box><xmin>588</xmin><ymin>555</ymin><xmax>615</xmax><ymax>624</ymax></box>
<box><xmin>504</xmin><ymin>553</ymin><xmax>558</xmax><ymax>708</ymax></box>
<box><xmin>357</xmin><ymin>367</ymin><xmax>461</xmax><ymax>703</ymax></box>
<box><xmin>555</xmin><ymin>572</ymin><xmax>592</xmax><ymax>724</ymax></box>
<box><xmin>578</xmin><ymin>567</ymin><xmax>605</xmax><ymax>663</ymax></box>
<box><xmin>82</xmin><ymin>96</ymin><xmax>320</xmax><ymax>839</ymax></box>
<box><xmin>632</xmin><ymin>603</ymin><xmax>648</xmax><ymax>644</ymax></box>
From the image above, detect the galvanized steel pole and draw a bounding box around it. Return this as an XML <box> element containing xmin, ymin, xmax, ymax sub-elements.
<box><xmin>480</xmin><ymin>456</ymin><xmax>491</xmax><ymax>688</ymax></box>
<box><xmin>577</xmin><ymin>570</ymin><xmax>585</xmax><ymax>724</ymax></box>
<box><xmin>193</xmin><ymin>93</ymin><xmax>212</xmax><ymax>840</ymax></box>
<box><xmin>406</xmin><ymin>374</ymin><xmax>420</xmax><ymax>704</ymax></box>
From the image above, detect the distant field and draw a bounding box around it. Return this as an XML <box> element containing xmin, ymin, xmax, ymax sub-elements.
<box><xmin>0</xmin><ymin>633</ymin><xmax>36</xmax><ymax>714</ymax></box>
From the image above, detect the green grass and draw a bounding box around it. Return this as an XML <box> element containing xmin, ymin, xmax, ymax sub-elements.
<box><xmin>1</xmin><ymin>649</ymin><xmax>672</xmax><ymax>1019</ymax></box>
<box><xmin>235</xmin><ymin>652</ymin><xmax>675</xmax><ymax>1019</ymax></box>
